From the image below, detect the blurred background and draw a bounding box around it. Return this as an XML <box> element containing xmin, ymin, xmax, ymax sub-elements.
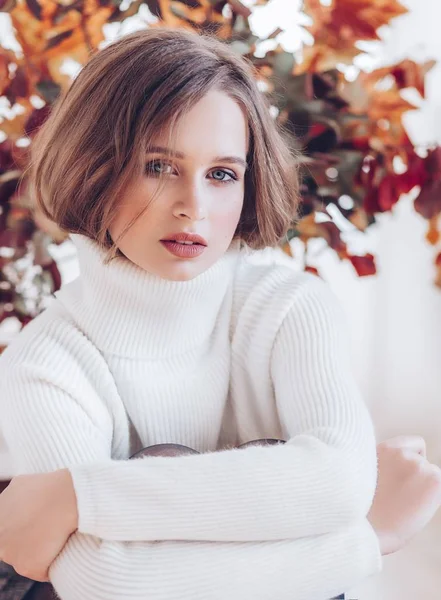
<box><xmin>1</xmin><ymin>0</ymin><xmax>441</xmax><ymax>598</ymax></box>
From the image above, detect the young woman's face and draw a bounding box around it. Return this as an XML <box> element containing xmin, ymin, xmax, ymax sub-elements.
<box><xmin>110</xmin><ymin>89</ymin><xmax>248</xmax><ymax>281</ymax></box>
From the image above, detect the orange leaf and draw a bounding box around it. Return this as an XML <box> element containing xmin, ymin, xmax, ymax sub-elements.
<box><xmin>426</xmin><ymin>217</ymin><xmax>440</xmax><ymax>246</ymax></box>
<box><xmin>0</xmin><ymin>110</ymin><xmax>31</xmax><ymax>141</ymax></box>
<box><xmin>0</xmin><ymin>52</ymin><xmax>11</xmax><ymax>97</ymax></box>
<box><xmin>297</xmin><ymin>214</ymin><xmax>347</xmax><ymax>256</ymax></box>
<box><xmin>281</xmin><ymin>241</ymin><xmax>293</xmax><ymax>257</ymax></box>
<box><xmin>349</xmin><ymin>208</ymin><xmax>369</xmax><ymax>231</ymax></box>
<box><xmin>301</xmin><ymin>0</ymin><xmax>408</xmax><ymax>72</ymax></box>
<box><xmin>305</xmin><ymin>265</ymin><xmax>320</xmax><ymax>277</ymax></box>
<box><xmin>86</xmin><ymin>7</ymin><xmax>114</xmax><ymax>49</ymax></box>
<box><xmin>363</xmin><ymin>59</ymin><xmax>436</xmax><ymax>98</ymax></box>
<box><xmin>368</xmin><ymin>90</ymin><xmax>418</xmax><ymax>121</ymax></box>
<box><xmin>434</xmin><ymin>253</ymin><xmax>441</xmax><ymax>288</ymax></box>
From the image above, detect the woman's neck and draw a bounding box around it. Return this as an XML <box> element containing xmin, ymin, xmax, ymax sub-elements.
<box><xmin>54</xmin><ymin>234</ymin><xmax>241</xmax><ymax>359</ymax></box>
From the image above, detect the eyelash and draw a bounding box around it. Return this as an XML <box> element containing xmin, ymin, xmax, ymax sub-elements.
<box><xmin>145</xmin><ymin>160</ymin><xmax>239</xmax><ymax>185</ymax></box>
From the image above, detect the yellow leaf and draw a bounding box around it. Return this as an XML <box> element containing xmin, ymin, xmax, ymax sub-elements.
<box><xmin>0</xmin><ymin>110</ymin><xmax>30</xmax><ymax>141</ymax></box>
<box><xmin>281</xmin><ymin>241</ymin><xmax>293</xmax><ymax>257</ymax></box>
<box><xmin>426</xmin><ymin>216</ymin><xmax>440</xmax><ymax>246</ymax></box>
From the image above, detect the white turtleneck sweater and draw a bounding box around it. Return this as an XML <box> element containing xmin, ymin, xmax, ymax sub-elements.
<box><xmin>0</xmin><ymin>234</ymin><xmax>382</xmax><ymax>600</ymax></box>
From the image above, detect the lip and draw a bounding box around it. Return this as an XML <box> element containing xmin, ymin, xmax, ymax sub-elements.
<box><xmin>161</xmin><ymin>232</ymin><xmax>208</xmax><ymax>246</ymax></box>
<box><xmin>160</xmin><ymin>240</ymin><xmax>206</xmax><ymax>259</ymax></box>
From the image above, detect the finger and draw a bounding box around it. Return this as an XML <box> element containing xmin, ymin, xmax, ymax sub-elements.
<box><xmin>380</xmin><ymin>435</ymin><xmax>426</xmax><ymax>456</ymax></box>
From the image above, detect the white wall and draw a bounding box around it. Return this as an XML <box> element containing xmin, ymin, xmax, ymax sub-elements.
<box><xmin>321</xmin><ymin>2</ymin><xmax>441</xmax><ymax>598</ymax></box>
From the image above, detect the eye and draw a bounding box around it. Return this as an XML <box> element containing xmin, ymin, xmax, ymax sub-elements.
<box><xmin>209</xmin><ymin>169</ymin><xmax>238</xmax><ymax>185</ymax></box>
<box><xmin>145</xmin><ymin>160</ymin><xmax>174</xmax><ymax>176</ymax></box>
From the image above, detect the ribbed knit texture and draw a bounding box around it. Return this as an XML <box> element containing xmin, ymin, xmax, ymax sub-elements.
<box><xmin>0</xmin><ymin>234</ymin><xmax>382</xmax><ymax>600</ymax></box>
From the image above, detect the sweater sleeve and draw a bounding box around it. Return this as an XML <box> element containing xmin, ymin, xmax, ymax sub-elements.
<box><xmin>0</xmin><ymin>325</ymin><xmax>382</xmax><ymax>598</ymax></box>
<box><xmin>64</xmin><ymin>276</ymin><xmax>379</xmax><ymax>546</ymax></box>
<box><xmin>48</xmin><ymin>521</ymin><xmax>381</xmax><ymax>600</ymax></box>
<box><xmin>0</xmin><ymin>355</ymin><xmax>382</xmax><ymax>599</ymax></box>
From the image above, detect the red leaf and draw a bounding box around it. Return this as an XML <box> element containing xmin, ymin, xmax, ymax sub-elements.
<box><xmin>396</xmin><ymin>154</ymin><xmax>427</xmax><ymax>193</ymax></box>
<box><xmin>363</xmin><ymin>188</ymin><xmax>383</xmax><ymax>214</ymax></box>
<box><xmin>425</xmin><ymin>146</ymin><xmax>441</xmax><ymax>178</ymax></box>
<box><xmin>317</xmin><ymin>221</ymin><xmax>347</xmax><ymax>254</ymax></box>
<box><xmin>0</xmin><ymin>175</ymin><xmax>19</xmax><ymax>207</ymax></box>
<box><xmin>305</xmin><ymin>265</ymin><xmax>320</xmax><ymax>277</ymax></box>
<box><xmin>5</xmin><ymin>67</ymin><xmax>29</xmax><ymax>104</ymax></box>
<box><xmin>414</xmin><ymin>180</ymin><xmax>441</xmax><ymax>220</ymax></box>
<box><xmin>309</xmin><ymin>123</ymin><xmax>328</xmax><ymax>138</ymax></box>
<box><xmin>349</xmin><ymin>253</ymin><xmax>376</xmax><ymax>276</ymax></box>
<box><xmin>42</xmin><ymin>259</ymin><xmax>62</xmax><ymax>292</ymax></box>
<box><xmin>24</xmin><ymin>105</ymin><xmax>51</xmax><ymax>137</ymax></box>
<box><xmin>378</xmin><ymin>174</ymin><xmax>400</xmax><ymax>211</ymax></box>
<box><xmin>0</xmin><ymin>140</ymin><xmax>15</xmax><ymax>173</ymax></box>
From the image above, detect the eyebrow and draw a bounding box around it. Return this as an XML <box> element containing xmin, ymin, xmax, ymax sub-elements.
<box><xmin>146</xmin><ymin>146</ymin><xmax>248</xmax><ymax>170</ymax></box>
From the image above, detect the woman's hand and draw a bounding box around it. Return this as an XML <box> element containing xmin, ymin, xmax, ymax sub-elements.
<box><xmin>0</xmin><ymin>469</ymin><xmax>78</xmax><ymax>582</ymax></box>
<box><xmin>368</xmin><ymin>435</ymin><xmax>441</xmax><ymax>555</ymax></box>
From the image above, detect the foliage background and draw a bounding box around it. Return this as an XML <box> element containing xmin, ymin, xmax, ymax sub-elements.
<box><xmin>0</xmin><ymin>0</ymin><xmax>440</xmax><ymax>332</ymax></box>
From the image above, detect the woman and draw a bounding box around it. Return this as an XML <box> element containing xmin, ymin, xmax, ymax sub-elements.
<box><xmin>0</xmin><ymin>27</ymin><xmax>440</xmax><ymax>600</ymax></box>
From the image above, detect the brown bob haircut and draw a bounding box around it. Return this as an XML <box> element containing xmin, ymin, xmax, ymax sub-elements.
<box><xmin>29</xmin><ymin>26</ymin><xmax>299</xmax><ymax>254</ymax></box>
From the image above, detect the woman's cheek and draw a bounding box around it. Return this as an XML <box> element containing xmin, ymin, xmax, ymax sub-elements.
<box><xmin>214</xmin><ymin>202</ymin><xmax>243</xmax><ymax>238</ymax></box>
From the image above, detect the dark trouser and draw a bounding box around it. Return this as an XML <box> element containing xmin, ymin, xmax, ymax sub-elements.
<box><xmin>0</xmin><ymin>560</ymin><xmax>54</xmax><ymax>600</ymax></box>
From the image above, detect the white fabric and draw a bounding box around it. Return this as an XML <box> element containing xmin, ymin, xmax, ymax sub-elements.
<box><xmin>0</xmin><ymin>234</ymin><xmax>381</xmax><ymax>599</ymax></box>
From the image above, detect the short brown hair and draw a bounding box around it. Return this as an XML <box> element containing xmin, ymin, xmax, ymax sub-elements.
<box><xmin>29</xmin><ymin>27</ymin><xmax>299</xmax><ymax>252</ymax></box>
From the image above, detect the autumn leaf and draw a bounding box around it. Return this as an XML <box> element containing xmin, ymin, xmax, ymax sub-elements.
<box><xmin>24</xmin><ymin>105</ymin><xmax>52</xmax><ymax>137</ymax></box>
<box><xmin>348</xmin><ymin>207</ymin><xmax>370</xmax><ymax>231</ymax></box>
<box><xmin>305</xmin><ymin>265</ymin><xmax>320</xmax><ymax>276</ymax></box>
<box><xmin>301</xmin><ymin>0</ymin><xmax>408</xmax><ymax>72</ymax></box>
<box><xmin>377</xmin><ymin>173</ymin><xmax>403</xmax><ymax>211</ymax></box>
<box><xmin>296</xmin><ymin>213</ymin><xmax>347</xmax><ymax>257</ymax></box>
<box><xmin>340</xmin><ymin>75</ymin><xmax>418</xmax><ymax>119</ymax></box>
<box><xmin>434</xmin><ymin>253</ymin><xmax>441</xmax><ymax>289</ymax></box>
<box><xmin>0</xmin><ymin>0</ymin><xmax>440</xmax><ymax>332</ymax></box>
<box><xmin>0</xmin><ymin>109</ymin><xmax>31</xmax><ymax>141</ymax></box>
<box><xmin>281</xmin><ymin>240</ymin><xmax>293</xmax><ymax>257</ymax></box>
<box><xmin>426</xmin><ymin>216</ymin><xmax>440</xmax><ymax>246</ymax></box>
<box><xmin>414</xmin><ymin>180</ymin><xmax>441</xmax><ymax>220</ymax></box>
<box><xmin>0</xmin><ymin>52</ymin><xmax>11</xmax><ymax>97</ymax></box>
<box><xmin>348</xmin><ymin>253</ymin><xmax>377</xmax><ymax>276</ymax></box>
<box><xmin>0</xmin><ymin>141</ymin><xmax>16</xmax><ymax>173</ymax></box>
<box><xmin>363</xmin><ymin>58</ymin><xmax>436</xmax><ymax>98</ymax></box>
<box><xmin>414</xmin><ymin>148</ymin><xmax>441</xmax><ymax>220</ymax></box>
<box><xmin>368</xmin><ymin>90</ymin><xmax>418</xmax><ymax>122</ymax></box>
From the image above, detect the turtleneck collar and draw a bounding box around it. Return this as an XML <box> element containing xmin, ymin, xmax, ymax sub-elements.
<box><xmin>54</xmin><ymin>234</ymin><xmax>242</xmax><ymax>359</ymax></box>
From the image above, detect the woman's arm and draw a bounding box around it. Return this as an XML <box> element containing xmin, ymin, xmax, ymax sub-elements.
<box><xmin>1</xmin><ymin>278</ymin><xmax>378</xmax><ymax>546</ymax></box>
<box><xmin>49</xmin><ymin>520</ymin><xmax>380</xmax><ymax>600</ymax></box>
<box><xmin>0</xmin><ymin>356</ymin><xmax>382</xmax><ymax>599</ymax></box>
<box><xmin>53</xmin><ymin>277</ymin><xmax>378</xmax><ymax>544</ymax></box>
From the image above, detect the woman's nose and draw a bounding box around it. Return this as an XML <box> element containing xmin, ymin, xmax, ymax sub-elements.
<box><xmin>173</xmin><ymin>182</ymin><xmax>208</xmax><ymax>221</ymax></box>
